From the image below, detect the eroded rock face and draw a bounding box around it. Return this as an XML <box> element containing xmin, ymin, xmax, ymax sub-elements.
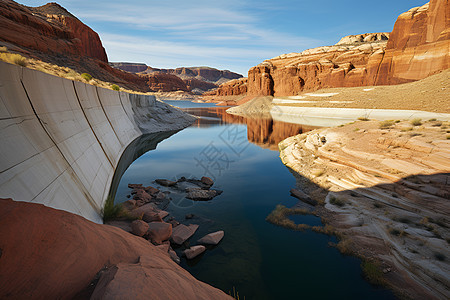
<box><xmin>204</xmin><ymin>78</ymin><xmax>248</xmax><ymax>96</ymax></box>
<box><xmin>0</xmin><ymin>1</ymin><xmax>107</xmax><ymax>62</ymax></box>
<box><xmin>0</xmin><ymin>199</ymin><xmax>230</xmax><ymax>299</ymax></box>
<box><xmin>375</xmin><ymin>0</ymin><xmax>450</xmax><ymax>84</ymax></box>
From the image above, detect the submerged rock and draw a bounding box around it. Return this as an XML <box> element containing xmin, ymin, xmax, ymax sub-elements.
<box><xmin>184</xmin><ymin>245</ymin><xmax>206</xmax><ymax>259</ymax></box>
<box><xmin>290</xmin><ymin>188</ymin><xmax>317</xmax><ymax>206</ymax></box>
<box><xmin>186</xmin><ymin>189</ymin><xmax>222</xmax><ymax>201</ymax></box>
<box><xmin>128</xmin><ymin>183</ymin><xmax>143</xmax><ymax>189</ymax></box>
<box><xmin>197</xmin><ymin>231</ymin><xmax>224</xmax><ymax>245</ymax></box>
<box><xmin>171</xmin><ymin>224</ymin><xmax>199</xmax><ymax>244</ymax></box>
<box><xmin>155</xmin><ymin>179</ymin><xmax>177</xmax><ymax>187</ymax></box>
<box><xmin>131</xmin><ymin>220</ymin><xmax>149</xmax><ymax>237</ymax></box>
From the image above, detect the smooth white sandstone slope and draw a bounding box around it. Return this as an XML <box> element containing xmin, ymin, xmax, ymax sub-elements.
<box><xmin>0</xmin><ymin>61</ymin><xmax>195</xmax><ymax>223</ymax></box>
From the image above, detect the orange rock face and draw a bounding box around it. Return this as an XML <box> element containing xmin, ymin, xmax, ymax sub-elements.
<box><xmin>375</xmin><ymin>0</ymin><xmax>450</xmax><ymax>84</ymax></box>
<box><xmin>0</xmin><ymin>199</ymin><xmax>231</xmax><ymax>299</ymax></box>
<box><xmin>142</xmin><ymin>73</ymin><xmax>189</xmax><ymax>92</ymax></box>
<box><xmin>204</xmin><ymin>78</ymin><xmax>248</xmax><ymax>96</ymax></box>
<box><xmin>235</xmin><ymin>0</ymin><xmax>449</xmax><ymax>97</ymax></box>
<box><xmin>0</xmin><ymin>1</ymin><xmax>107</xmax><ymax>62</ymax></box>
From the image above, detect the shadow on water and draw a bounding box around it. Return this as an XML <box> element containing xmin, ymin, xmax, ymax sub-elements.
<box><xmin>108</xmin><ymin>103</ymin><xmax>397</xmax><ymax>300</ymax></box>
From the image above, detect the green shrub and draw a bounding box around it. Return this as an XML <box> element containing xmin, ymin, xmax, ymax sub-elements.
<box><xmin>410</xmin><ymin>118</ymin><xmax>422</xmax><ymax>126</ymax></box>
<box><xmin>379</xmin><ymin>120</ymin><xmax>394</xmax><ymax>129</ymax></box>
<box><xmin>102</xmin><ymin>196</ymin><xmax>123</xmax><ymax>222</ymax></box>
<box><xmin>361</xmin><ymin>260</ymin><xmax>384</xmax><ymax>285</ymax></box>
<box><xmin>111</xmin><ymin>84</ymin><xmax>120</xmax><ymax>91</ymax></box>
<box><xmin>357</xmin><ymin>117</ymin><xmax>369</xmax><ymax>121</ymax></box>
<box><xmin>0</xmin><ymin>46</ymin><xmax>7</xmax><ymax>52</ymax></box>
<box><xmin>13</xmin><ymin>55</ymin><xmax>27</xmax><ymax>67</ymax></box>
<box><xmin>330</xmin><ymin>195</ymin><xmax>345</xmax><ymax>207</ymax></box>
<box><xmin>81</xmin><ymin>73</ymin><xmax>92</xmax><ymax>81</ymax></box>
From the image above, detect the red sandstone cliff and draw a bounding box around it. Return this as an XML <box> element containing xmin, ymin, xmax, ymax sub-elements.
<box><xmin>215</xmin><ymin>0</ymin><xmax>448</xmax><ymax>98</ymax></box>
<box><xmin>375</xmin><ymin>0</ymin><xmax>450</xmax><ymax>84</ymax></box>
<box><xmin>0</xmin><ymin>1</ymin><xmax>107</xmax><ymax>62</ymax></box>
<box><xmin>204</xmin><ymin>78</ymin><xmax>248</xmax><ymax>96</ymax></box>
<box><xmin>0</xmin><ymin>199</ymin><xmax>231</xmax><ymax>299</ymax></box>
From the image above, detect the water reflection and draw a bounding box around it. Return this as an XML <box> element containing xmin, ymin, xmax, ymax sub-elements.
<box><xmin>183</xmin><ymin>107</ymin><xmax>319</xmax><ymax>150</ymax></box>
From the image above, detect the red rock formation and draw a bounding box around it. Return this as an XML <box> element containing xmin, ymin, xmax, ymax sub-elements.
<box><xmin>375</xmin><ymin>0</ymin><xmax>450</xmax><ymax>84</ymax></box>
<box><xmin>0</xmin><ymin>1</ymin><xmax>107</xmax><ymax>62</ymax></box>
<box><xmin>184</xmin><ymin>78</ymin><xmax>218</xmax><ymax>92</ymax></box>
<box><xmin>238</xmin><ymin>0</ymin><xmax>449</xmax><ymax>97</ymax></box>
<box><xmin>0</xmin><ymin>198</ymin><xmax>231</xmax><ymax>299</ymax></box>
<box><xmin>204</xmin><ymin>78</ymin><xmax>248</xmax><ymax>96</ymax></box>
<box><xmin>142</xmin><ymin>73</ymin><xmax>189</xmax><ymax>92</ymax></box>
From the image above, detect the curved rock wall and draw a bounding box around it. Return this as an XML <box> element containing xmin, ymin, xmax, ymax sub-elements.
<box><xmin>0</xmin><ymin>61</ymin><xmax>195</xmax><ymax>223</ymax></box>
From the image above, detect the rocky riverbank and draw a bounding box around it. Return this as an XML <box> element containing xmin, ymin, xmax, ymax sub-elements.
<box><xmin>106</xmin><ymin>176</ymin><xmax>225</xmax><ymax>264</ymax></box>
<box><xmin>0</xmin><ymin>198</ymin><xmax>231</xmax><ymax>299</ymax></box>
<box><xmin>277</xmin><ymin>119</ymin><xmax>450</xmax><ymax>299</ymax></box>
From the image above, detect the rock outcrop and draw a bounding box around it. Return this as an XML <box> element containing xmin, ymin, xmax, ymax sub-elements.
<box><xmin>230</xmin><ymin>0</ymin><xmax>449</xmax><ymax>97</ymax></box>
<box><xmin>204</xmin><ymin>78</ymin><xmax>248</xmax><ymax>96</ymax></box>
<box><xmin>0</xmin><ymin>1</ymin><xmax>107</xmax><ymax>62</ymax></box>
<box><xmin>0</xmin><ymin>198</ymin><xmax>231</xmax><ymax>299</ymax></box>
<box><xmin>142</xmin><ymin>73</ymin><xmax>189</xmax><ymax>92</ymax></box>
<box><xmin>375</xmin><ymin>0</ymin><xmax>450</xmax><ymax>84</ymax></box>
<box><xmin>0</xmin><ymin>0</ymin><xmax>153</xmax><ymax>92</ymax></box>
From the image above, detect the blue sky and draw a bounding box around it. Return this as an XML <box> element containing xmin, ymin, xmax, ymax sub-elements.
<box><xmin>20</xmin><ymin>0</ymin><xmax>427</xmax><ymax>75</ymax></box>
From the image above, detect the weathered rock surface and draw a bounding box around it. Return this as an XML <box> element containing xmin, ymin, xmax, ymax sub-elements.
<box><xmin>0</xmin><ymin>1</ymin><xmax>107</xmax><ymax>61</ymax></box>
<box><xmin>90</xmin><ymin>254</ymin><xmax>229</xmax><ymax>299</ymax></box>
<box><xmin>147</xmin><ymin>222</ymin><xmax>173</xmax><ymax>244</ymax></box>
<box><xmin>131</xmin><ymin>220</ymin><xmax>149</xmax><ymax>237</ymax></box>
<box><xmin>0</xmin><ymin>199</ymin><xmax>231</xmax><ymax>299</ymax></box>
<box><xmin>169</xmin><ymin>249</ymin><xmax>181</xmax><ymax>264</ymax></box>
<box><xmin>197</xmin><ymin>231</ymin><xmax>224</xmax><ymax>245</ymax></box>
<box><xmin>184</xmin><ymin>245</ymin><xmax>206</xmax><ymax>259</ymax></box>
<box><xmin>279</xmin><ymin>120</ymin><xmax>450</xmax><ymax>299</ymax></box>
<box><xmin>375</xmin><ymin>0</ymin><xmax>450</xmax><ymax>85</ymax></box>
<box><xmin>204</xmin><ymin>78</ymin><xmax>248</xmax><ymax>96</ymax></box>
<box><xmin>171</xmin><ymin>224</ymin><xmax>199</xmax><ymax>244</ymax></box>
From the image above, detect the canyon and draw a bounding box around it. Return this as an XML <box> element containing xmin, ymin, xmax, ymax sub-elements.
<box><xmin>206</xmin><ymin>0</ymin><xmax>449</xmax><ymax>99</ymax></box>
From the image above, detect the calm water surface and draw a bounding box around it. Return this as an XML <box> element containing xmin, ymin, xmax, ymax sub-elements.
<box><xmin>112</xmin><ymin>100</ymin><xmax>396</xmax><ymax>300</ymax></box>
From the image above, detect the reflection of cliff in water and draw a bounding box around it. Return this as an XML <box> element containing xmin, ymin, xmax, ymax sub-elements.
<box><xmin>183</xmin><ymin>107</ymin><xmax>319</xmax><ymax>150</ymax></box>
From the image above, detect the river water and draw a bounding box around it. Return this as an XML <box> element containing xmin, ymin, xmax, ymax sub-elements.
<box><xmin>112</xmin><ymin>100</ymin><xmax>396</xmax><ymax>300</ymax></box>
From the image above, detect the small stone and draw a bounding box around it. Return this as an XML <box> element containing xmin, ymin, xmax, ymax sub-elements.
<box><xmin>147</xmin><ymin>222</ymin><xmax>172</xmax><ymax>244</ymax></box>
<box><xmin>131</xmin><ymin>220</ymin><xmax>149</xmax><ymax>237</ymax></box>
<box><xmin>126</xmin><ymin>194</ymin><xmax>131</xmax><ymax>198</ymax></box>
<box><xmin>185</xmin><ymin>214</ymin><xmax>195</xmax><ymax>219</ymax></box>
<box><xmin>197</xmin><ymin>231</ymin><xmax>224</xmax><ymax>245</ymax></box>
<box><xmin>184</xmin><ymin>245</ymin><xmax>206</xmax><ymax>259</ymax></box>
<box><xmin>200</xmin><ymin>176</ymin><xmax>214</xmax><ymax>186</ymax></box>
<box><xmin>169</xmin><ymin>249</ymin><xmax>180</xmax><ymax>264</ymax></box>
<box><xmin>155</xmin><ymin>192</ymin><xmax>166</xmax><ymax>200</ymax></box>
<box><xmin>171</xmin><ymin>224</ymin><xmax>199</xmax><ymax>244</ymax></box>
<box><xmin>145</xmin><ymin>186</ymin><xmax>159</xmax><ymax>196</ymax></box>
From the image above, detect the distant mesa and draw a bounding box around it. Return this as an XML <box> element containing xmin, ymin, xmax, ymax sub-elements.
<box><xmin>110</xmin><ymin>63</ymin><xmax>243</xmax><ymax>94</ymax></box>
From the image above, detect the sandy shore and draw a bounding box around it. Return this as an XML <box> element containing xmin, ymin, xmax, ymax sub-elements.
<box><xmin>278</xmin><ymin>119</ymin><xmax>450</xmax><ymax>299</ymax></box>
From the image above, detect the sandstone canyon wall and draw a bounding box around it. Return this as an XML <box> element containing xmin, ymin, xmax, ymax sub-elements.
<box><xmin>213</xmin><ymin>0</ymin><xmax>448</xmax><ymax>98</ymax></box>
<box><xmin>0</xmin><ymin>61</ymin><xmax>195</xmax><ymax>223</ymax></box>
<box><xmin>375</xmin><ymin>0</ymin><xmax>450</xmax><ymax>84</ymax></box>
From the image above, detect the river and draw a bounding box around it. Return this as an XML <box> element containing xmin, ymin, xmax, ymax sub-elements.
<box><xmin>112</xmin><ymin>100</ymin><xmax>396</xmax><ymax>300</ymax></box>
